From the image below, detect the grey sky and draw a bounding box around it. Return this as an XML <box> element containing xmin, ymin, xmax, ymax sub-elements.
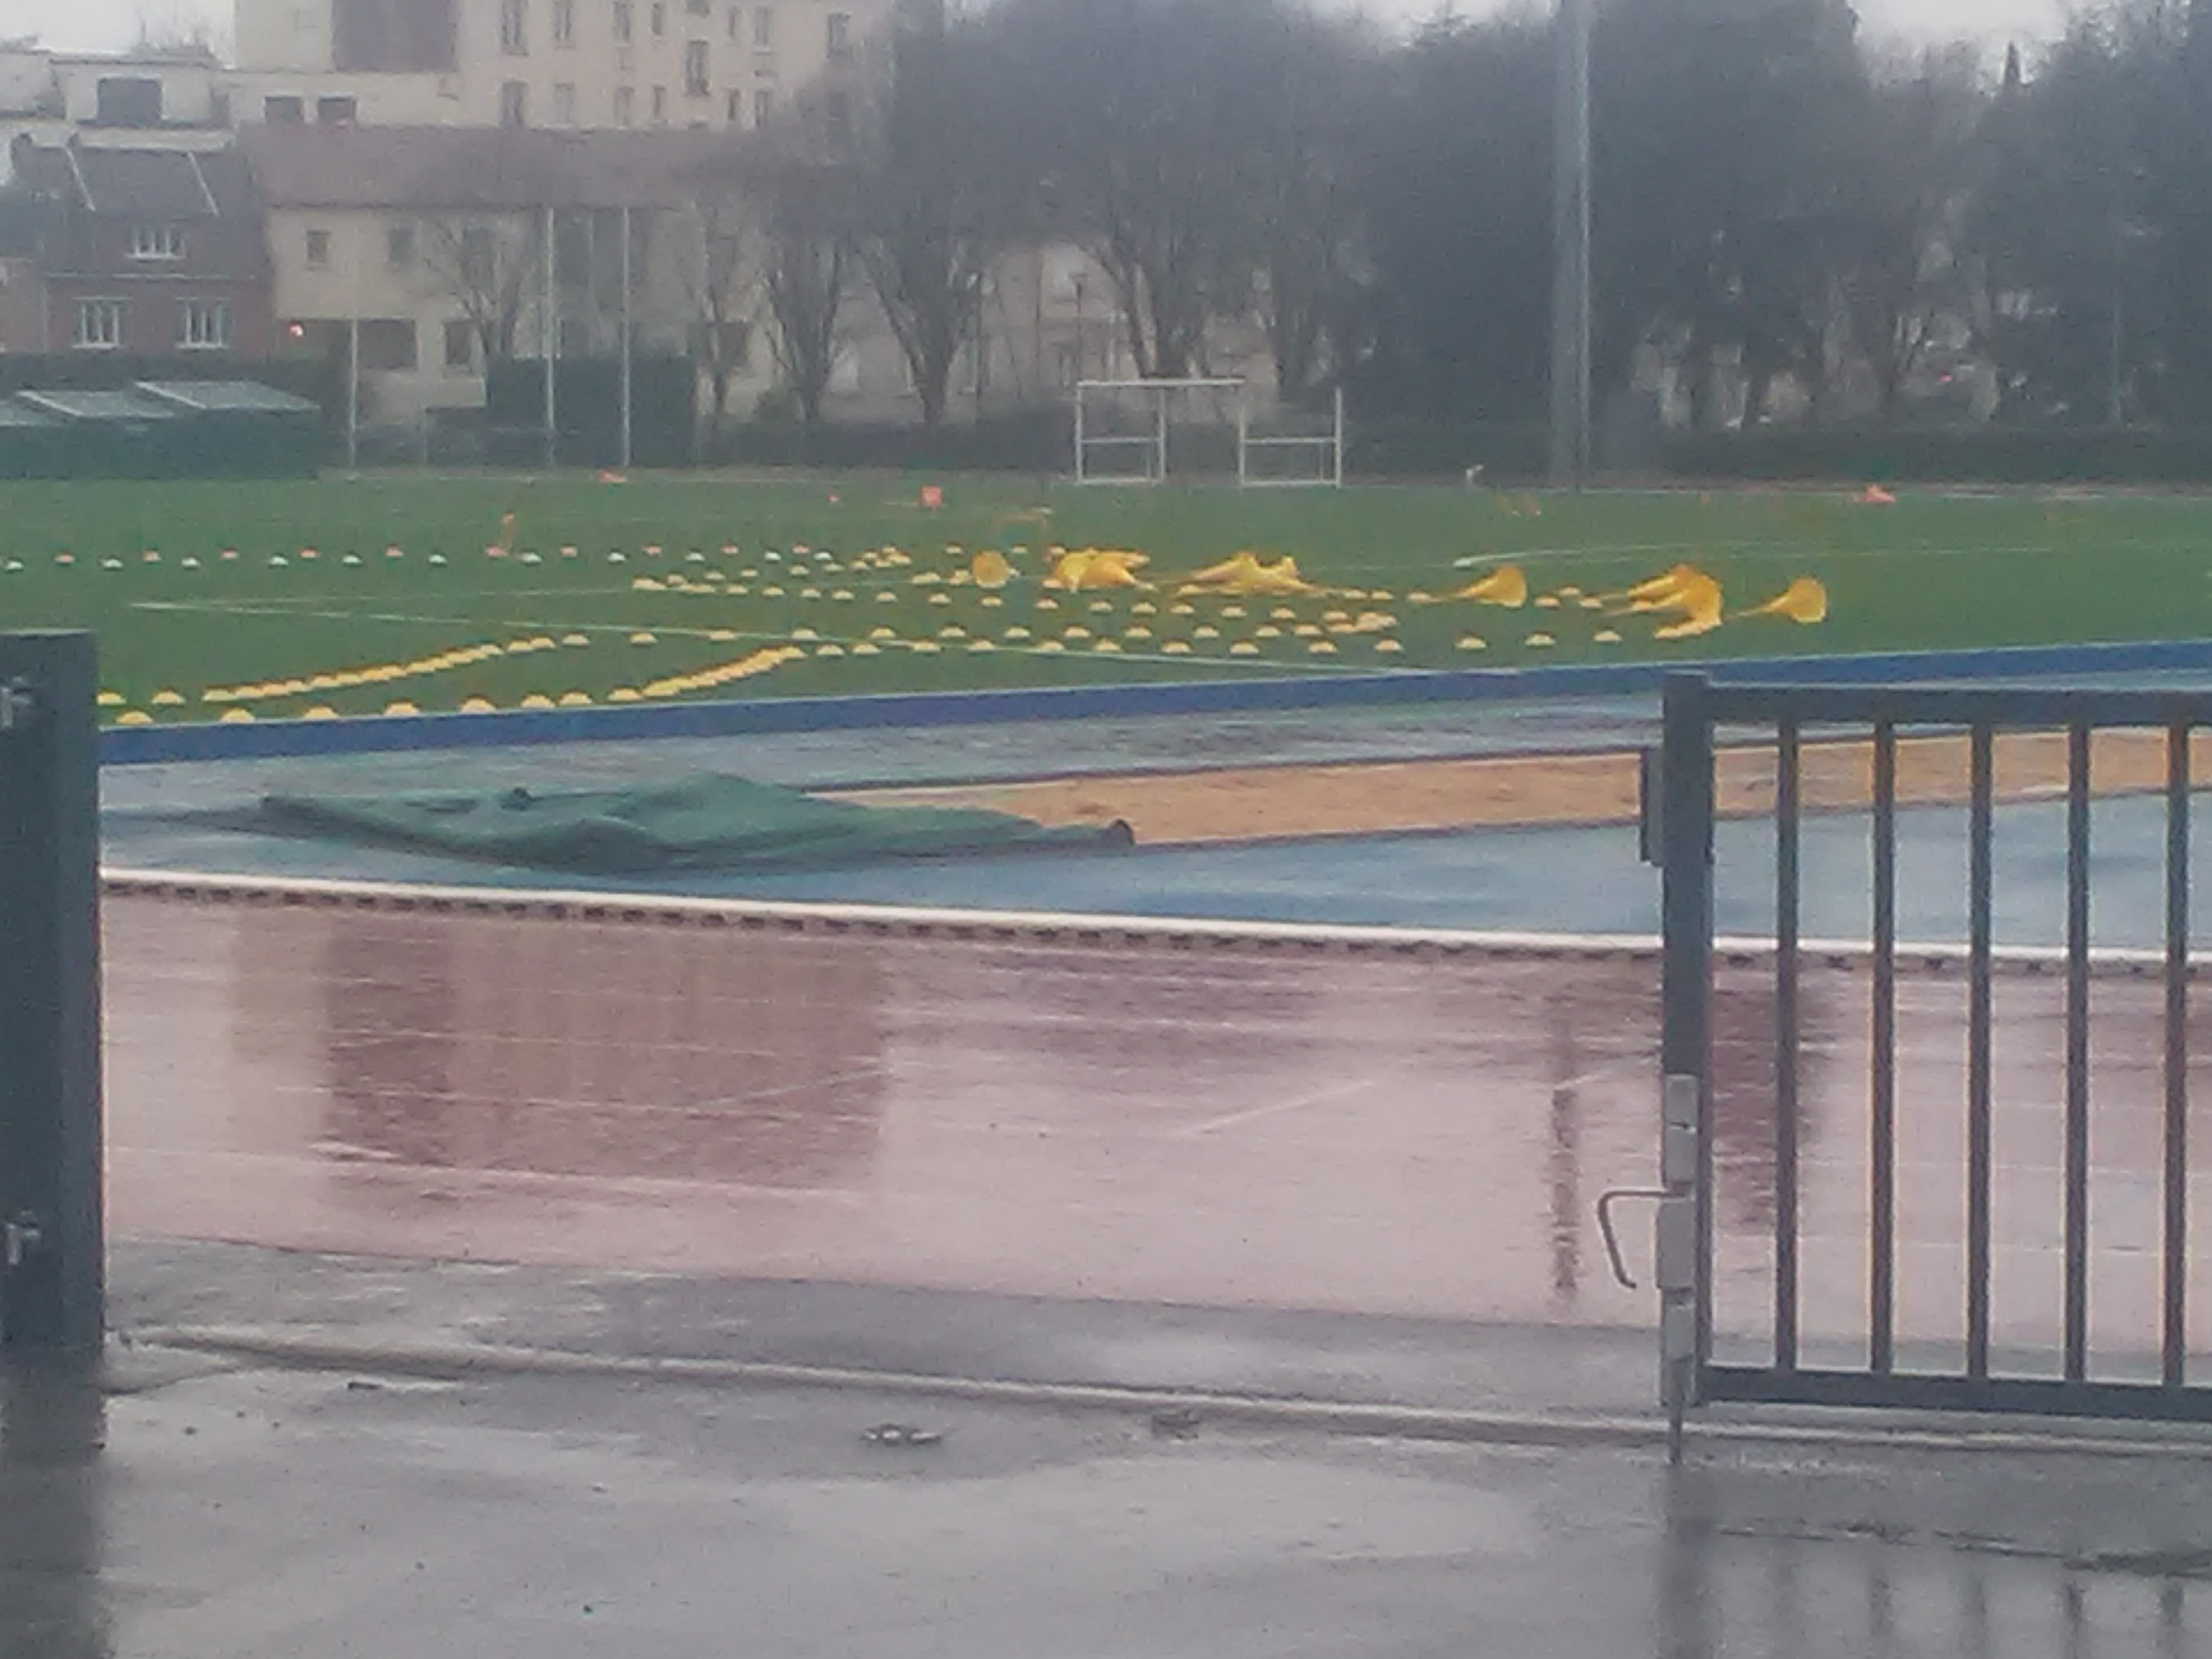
<box><xmin>10</xmin><ymin>0</ymin><xmax>2072</xmax><ymax>60</ymax></box>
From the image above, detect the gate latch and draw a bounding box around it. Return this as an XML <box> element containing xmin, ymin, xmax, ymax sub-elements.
<box><xmin>0</xmin><ymin>678</ymin><xmax>37</xmax><ymax>734</ymax></box>
<box><xmin>1596</xmin><ymin>1187</ymin><xmax>1666</xmax><ymax>1289</ymax></box>
<box><xmin>3</xmin><ymin>1212</ymin><xmax>46</xmax><ymax>1270</ymax></box>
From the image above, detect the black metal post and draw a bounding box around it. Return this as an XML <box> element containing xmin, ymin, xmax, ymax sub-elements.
<box><xmin>2064</xmin><ymin>722</ymin><xmax>2093</xmax><ymax>1382</ymax></box>
<box><xmin>1774</xmin><ymin>722</ymin><xmax>1801</xmax><ymax>1373</ymax></box>
<box><xmin>1967</xmin><ymin>723</ymin><xmax>1994</xmax><ymax>1380</ymax></box>
<box><xmin>1870</xmin><ymin>718</ymin><xmax>1898</xmax><ymax>1374</ymax></box>
<box><xmin>0</xmin><ymin>632</ymin><xmax>103</xmax><ymax>1355</ymax></box>
<box><xmin>2164</xmin><ymin>720</ymin><xmax>2191</xmax><ymax>1388</ymax></box>
<box><xmin>1660</xmin><ymin>673</ymin><xmax>1715</xmax><ymax>1452</ymax></box>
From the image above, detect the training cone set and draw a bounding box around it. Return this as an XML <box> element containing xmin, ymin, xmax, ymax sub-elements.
<box><xmin>27</xmin><ymin>485</ymin><xmax>1847</xmax><ymax>726</ymax></box>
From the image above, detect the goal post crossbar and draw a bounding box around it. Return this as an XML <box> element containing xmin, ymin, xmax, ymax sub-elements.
<box><xmin>1072</xmin><ymin>378</ymin><xmax>1344</xmax><ymax>487</ymax></box>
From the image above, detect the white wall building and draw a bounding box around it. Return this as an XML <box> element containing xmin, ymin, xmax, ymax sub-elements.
<box><xmin>230</xmin><ymin>0</ymin><xmax>893</xmax><ymax>132</ymax></box>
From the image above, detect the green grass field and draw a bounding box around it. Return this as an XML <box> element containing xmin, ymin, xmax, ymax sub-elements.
<box><xmin>0</xmin><ymin>473</ymin><xmax>2206</xmax><ymax>724</ymax></box>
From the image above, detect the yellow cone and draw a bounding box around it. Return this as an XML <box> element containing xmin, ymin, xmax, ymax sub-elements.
<box><xmin>1748</xmin><ymin>576</ymin><xmax>1829</xmax><ymax>626</ymax></box>
<box><xmin>1177</xmin><ymin>551</ymin><xmax>1316</xmax><ymax>596</ymax></box>
<box><xmin>1613</xmin><ymin>565</ymin><xmax>1700</xmax><ymax>607</ymax></box>
<box><xmin>1046</xmin><ymin>548</ymin><xmax>1148</xmax><ymax>590</ymax></box>
<box><xmin>1454</xmin><ymin>566</ymin><xmax>1528</xmax><ymax>607</ymax></box>
<box><xmin>1652</xmin><ymin>572</ymin><xmax>1726</xmax><ymax>640</ymax></box>
<box><xmin>971</xmin><ymin>549</ymin><xmax>1014</xmax><ymax>588</ymax></box>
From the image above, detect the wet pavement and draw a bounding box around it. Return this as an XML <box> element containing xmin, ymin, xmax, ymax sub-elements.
<box><xmin>102</xmin><ymin>884</ymin><xmax>2212</xmax><ymax>1376</ymax></box>
<box><xmin>23</xmin><ymin>855</ymin><xmax>2212</xmax><ymax>1655</ymax></box>
<box><xmin>8</xmin><ymin>1348</ymin><xmax>2212</xmax><ymax>1659</ymax></box>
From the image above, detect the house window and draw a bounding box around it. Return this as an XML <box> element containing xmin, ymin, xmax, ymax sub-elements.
<box><xmin>752</xmin><ymin>5</ymin><xmax>771</xmax><ymax>45</ymax></box>
<box><xmin>306</xmin><ymin>228</ymin><xmax>331</xmax><ymax>268</ymax></box>
<box><xmin>726</xmin><ymin>88</ymin><xmax>741</xmax><ymax>123</ymax></box>
<box><xmin>651</xmin><ymin>84</ymin><xmax>668</xmax><ymax>123</ymax></box>
<box><xmin>501</xmin><ymin>0</ymin><xmax>529</xmax><ymax>54</ymax></box>
<box><xmin>386</xmin><ymin>224</ymin><xmax>415</xmax><ymax>269</ymax></box>
<box><xmin>316</xmin><ymin>95</ymin><xmax>357</xmax><ymax>123</ymax></box>
<box><xmin>459</xmin><ymin>227</ymin><xmax>497</xmax><ymax>285</ymax></box>
<box><xmin>613</xmin><ymin>0</ymin><xmax>632</xmax><ymax>40</ymax></box>
<box><xmin>615</xmin><ymin>85</ymin><xmax>635</xmax><ymax>125</ymax></box>
<box><xmin>686</xmin><ymin>0</ymin><xmax>709</xmax><ymax>12</ymax></box>
<box><xmin>689</xmin><ymin>319</ymin><xmax>751</xmax><ymax>370</ymax></box>
<box><xmin>684</xmin><ymin>40</ymin><xmax>710</xmax><ymax>96</ymax></box>
<box><xmin>129</xmin><ymin>224</ymin><xmax>184</xmax><ymax>261</ymax></box>
<box><xmin>554</xmin><ymin>0</ymin><xmax>575</xmax><ymax>45</ymax></box>
<box><xmin>651</xmin><ymin>1</ymin><xmax>665</xmax><ymax>34</ymax></box>
<box><xmin>825</xmin><ymin>11</ymin><xmax>851</xmax><ymax>56</ymax></box>
<box><xmin>824</xmin><ymin>87</ymin><xmax>850</xmax><ymax>138</ymax></box>
<box><xmin>178</xmin><ymin>299</ymin><xmax>232</xmax><ymax>350</ymax></box>
<box><xmin>726</xmin><ymin>6</ymin><xmax>739</xmax><ymax>37</ymax></box>
<box><xmin>752</xmin><ymin>87</ymin><xmax>773</xmax><ymax>124</ymax></box>
<box><xmin>95</xmin><ymin>77</ymin><xmax>162</xmax><ymax>127</ymax></box>
<box><xmin>75</xmin><ymin>299</ymin><xmax>125</xmax><ymax>350</ymax></box>
<box><xmin>360</xmin><ymin>319</ymin><xmax>418</xmax><ymax>371</ymax></box>
<box><xmin>501</xmin><ymin>80</ymin><xmax>530</xmax><ymax>125</ymax></box>
<box><xmin>264</xmin><ymin>94</ymin><xmax>305</xmax><ymax>123</ymax></box>
<box><xmin>443</xmin><ymin>320</ymin><xmax>476</xmax><ymax>372</ymax></box>
<box><xmin>554</xmin><ymin>82</ymin><xmax>577</xmax><ymax>123</ymax></box>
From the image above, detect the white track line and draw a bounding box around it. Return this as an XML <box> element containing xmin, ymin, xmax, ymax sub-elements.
<box><xmin>96</xmin><ymin>869</ymin><xmax>2212</xmax><ymax>977</ymax></box>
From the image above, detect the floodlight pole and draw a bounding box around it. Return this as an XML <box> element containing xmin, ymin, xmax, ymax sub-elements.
<box><xmin>1549</xmin><ymin>0</ymin><xmax>1594</xmax><ymax>489</ymax></box>
<box><xmin>345</xmin><ymin>315</ymin><xmax>359</xmax><ymax>470</ymax></box>
<box><xmin>543</xmin><ymin>204</ymin><xmax>558</xmax><ymax>470</ymax></box>
<box><xmin>619</xmin><ymin>205</ymin><xmax>634</xmax><ymax>471</ymax></box>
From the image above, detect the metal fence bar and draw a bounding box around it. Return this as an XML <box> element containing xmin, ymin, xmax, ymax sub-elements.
<box><xmin>1870</xmin><ymin>718</ymin><xmax>1898</xmax><ymax>1374</ymax></box>
<box><xmin>1660</xmin><ymin>675</ymin><xmax>1716</xmax><ymax>1393</ymax></box>
<box><xmin>1774</xmin><ymin>720</ymin><xmax>1802</xmax><ymax>1372</ymax></box>
<box><xmin>1702</xmin><ymin>1364</ymin><xmax>2212</xmax><ymax>1420</ymax></box>
<box><xmin>1678</xmin><ymin>683</ymin><xmax>2212</xmax><ymax>1425</ymax></box>
<box><xmin>2165</xmin><ymin>720</ymin><xmax>2191</xmax><ymax>1389</ymax></box>
<box><xmin>1706</xmin><ymin>683</ymin><xmax>2212</xmax><ymax>728</ymax></box>
<box><xmin>2065</xmin><ymin>722</ymin><xmax>2093</xmax><ymax>1383</ymax></box>
<box><xmin>1967</xmin><ymin>723</ymin><xmax>1995</xmax><ymax>1380</ymax></box>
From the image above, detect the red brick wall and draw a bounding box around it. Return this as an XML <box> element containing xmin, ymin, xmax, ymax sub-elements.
<box><xmin>40</xmin><ymin>276</ymin><xmax>276</xmax><ymax>359</ymax></box>
<box><xmin>0</xmin><ymin>259</ymin><xmax>45</xmax><ymax>354</ymax></box>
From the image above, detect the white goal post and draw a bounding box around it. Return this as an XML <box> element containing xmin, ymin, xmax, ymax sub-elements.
<box><xmin>1073</xmin><ymin>379</ymin><xmax>1344</xmax><ymax>487</ymax></box>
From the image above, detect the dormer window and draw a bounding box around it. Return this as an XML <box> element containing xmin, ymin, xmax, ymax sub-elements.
<box><xmin>130</xmin><ymin>224</ymin><xmax>184</xmax><ymax>261</ymax></box>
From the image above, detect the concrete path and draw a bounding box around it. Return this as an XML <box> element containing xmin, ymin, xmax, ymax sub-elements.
<box><xmin>8</xmin><ymin>1337</ymin><xmax>2212</xmax><ymax>1659</ymax></box>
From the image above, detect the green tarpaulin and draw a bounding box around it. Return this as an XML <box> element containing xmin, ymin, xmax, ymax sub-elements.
<box><xmin>250</xmin><ymin>773</ymin><xmax>1133</xmax><ymax>875</ymax></box>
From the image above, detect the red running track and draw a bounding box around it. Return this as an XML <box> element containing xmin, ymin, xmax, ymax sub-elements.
<box><xmin>102</xmin><ymin>886</ymin><xmax>2212</xmax><ymax>1371</ymax></box>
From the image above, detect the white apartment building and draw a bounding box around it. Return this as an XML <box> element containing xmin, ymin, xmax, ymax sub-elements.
<box><xmin>1</xmin><ymin>46</ymin><xmax>237</xmax><ymax>181</ymax></box>
<box><xmin>229</xmin><ymin>0</ymin><xmax>893</xmax><ymax>131</ymax></box>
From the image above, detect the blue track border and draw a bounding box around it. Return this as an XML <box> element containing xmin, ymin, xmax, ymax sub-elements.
<box><xmin>100</xmin><ymin>638</ymin><xmax>2212</xmax><ymax>765</ymax></box>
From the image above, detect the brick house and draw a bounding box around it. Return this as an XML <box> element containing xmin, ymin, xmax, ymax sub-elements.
<box><xmin>6</xmin><ymin>138</ymin><xmax>275</xmax><ymax>359</ymax></box>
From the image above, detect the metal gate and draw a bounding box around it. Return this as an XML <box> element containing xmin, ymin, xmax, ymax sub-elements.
<box><xmin>1652</xmin><ymin>670</ymin><xmax>2212</xmax><ymax>1443</ymax></box>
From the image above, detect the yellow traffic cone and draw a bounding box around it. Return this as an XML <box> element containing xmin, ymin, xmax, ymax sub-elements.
<box><xmin>1454</xmin><ymin>565</ymin><xmax>1528</xmax><ymax>607</ymax></box>
<box><xmin>1748</xmin><ymin>576</ymin><xmax>1828</xmax><ymax>625</ymax></box>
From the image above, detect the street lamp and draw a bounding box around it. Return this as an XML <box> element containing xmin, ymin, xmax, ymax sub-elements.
<box><xmin>1550</xmin><ymin>0</ymin><xmax>1593</xmax><ymax>487</ymax></box>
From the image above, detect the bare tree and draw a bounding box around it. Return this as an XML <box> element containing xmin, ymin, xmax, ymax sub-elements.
<box><xmin>419</xmin><ymin>214</ymin><xmax>543</xmax><ymax>364</ymax></box>
<box><xmin>1252</xmin><ymin>8</ymin><xmax>1376</xmax><ymax>401</ymax></box>
<box><xmin>1839</xmin><ymin>49</ymin><xmax>1984</xmax><ymax>422</ymax></box>
<box><xmin>683</xmin><ymin>178</ymin><xmax>758</xmax><ymax>441</ymax></box>
<box><xmin>994</xmin><ymin>0</ymin><xmax>1275</xmax><ymax>380</ymax></box>
<box><xmin>754</xmin><ymin>154</ymin><xmax>857</xmax><ymax>425</ymax></box>
<box><xmin>131</xmin><ymin>2</ymin><xmax>220</xmax><ymax>58</ymax></box>
<box><xmin>853</xmin><ymin>3</ymin><xmax>1000</xmax><ymax>426</ymax></box>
